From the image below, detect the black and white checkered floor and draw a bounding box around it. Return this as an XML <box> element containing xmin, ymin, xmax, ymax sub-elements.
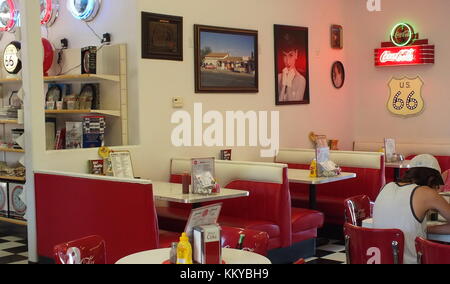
<box><xmin>305</xmin><ymin>239</ymin><xmax>347</xmax><ymax>264</ymax></box>
<box><xmin>0</xmin><ymin>222</ymin><xmax>28</xmax><ymax>264</ymax></box>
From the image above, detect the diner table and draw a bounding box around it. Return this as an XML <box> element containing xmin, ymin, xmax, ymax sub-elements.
<box><xmin>152</xmin><ymin>181</ymin><xmax>249</xmax><ymax>208</ymax></box>
<box><xmin>385</xmin><ymin>160</ymin><xmax>412</xmax><ymax>181</ymax></box>
<box><xmin>115</xmin><ymin>248</ymin><xmax>271</xmax><ymax>264</ymax></box>
<box><xmin>288</xmin><ymin>169</ymin><xmax>357</xmax><ymax>210</ymax></box>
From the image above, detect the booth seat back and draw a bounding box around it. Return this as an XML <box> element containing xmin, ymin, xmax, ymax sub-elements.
<box><xmin>35</xmin><ymin>171</ymin><xmax>160</xmax><ymax>264</ymax></box>
<box><xmin>354</xmin><ymin>142</ymin><xmax>450</xmax><ymax>160</ymax></box>
<box><xmin>170</xmin><ymin>159</ymin><xmax>291</xmax><ymax>248</ymax></box>
<box><xmin>276</xmin><ymin>149</ymin><xmax>385</xmax><ymax>201</ymax></box>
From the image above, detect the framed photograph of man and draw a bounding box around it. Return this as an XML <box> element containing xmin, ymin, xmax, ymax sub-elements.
<box><xmin>141</xmin><ymin>12</ymin><xmax>183</xmax><ymax>61</ymax></box>
<box><xmin>274</xmin><ymin>25</ymin><xmax>310</xmax><ymax>105</ymax></box>
<box><xmin>331</xmin><ymin>61</ymin><xmax>345</xmax><ymax>89</ymax></box>
<box><xmin>331</xmin><ymin>25</ymin><xmax>343</xmax><ymax>49</ymax></box>
<box><xmin>194</xmin><ymin>25</ymin><xmax>258</xmax><ymax>93</ymax></box>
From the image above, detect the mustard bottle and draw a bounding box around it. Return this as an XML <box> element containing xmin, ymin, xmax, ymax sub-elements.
<box><xmin>310</xmin><ymin>159</ymin><xmax>317</xmax><ymax>178</ymax></box>
<box><xmin>176</xmin><ymin>233</ymin><xmax>193</xmax><ymax>264</ymax></box>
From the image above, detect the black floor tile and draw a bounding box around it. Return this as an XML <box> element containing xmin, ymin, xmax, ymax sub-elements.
<box><xmin>306</xmin><ymin>258</ymin><xmax>344</xmax><ymax>265</ymax></box>
<box><xmin>0</xmin><ymin>254</ymin><xmax>28</xmax><ymax>264</ymax></box>
<box><xmin>314</xmin><ymin>249</ymin><xmax>338</xmax><ymax>258</ymax></box>
<box><xmin>4</xmin><ymin>246</ymin><xmax>28</xmax><ymax>254</ymax></box>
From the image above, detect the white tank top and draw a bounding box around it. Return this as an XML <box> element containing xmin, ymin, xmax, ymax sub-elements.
<box><xmin>373</xmin><ymin>183</ymin><xmax>427</xmax><ymax>264</ymax></box>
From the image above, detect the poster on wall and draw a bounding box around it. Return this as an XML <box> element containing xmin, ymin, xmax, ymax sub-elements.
<box><xmin>387</xmin><ymin>76</ymin><xmax>424</xmax><ymax>117</ymax></box>
<box><xmin>274</xmin><ymin>25</ymin><xmax>310</xmax><ymax>105</ymax></box>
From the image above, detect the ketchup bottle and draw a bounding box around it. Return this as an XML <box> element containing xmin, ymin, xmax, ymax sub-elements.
<box><xmin>182</xmin><ymin>172</ymin><xmax>190</xmax><ymax>194</ymax></box>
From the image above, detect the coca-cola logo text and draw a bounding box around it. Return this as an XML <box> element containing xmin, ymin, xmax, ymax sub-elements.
<box><xmin>380</xmin><ymin>49</ymin><xmax>415</xmax><ymax>63</ymax></box>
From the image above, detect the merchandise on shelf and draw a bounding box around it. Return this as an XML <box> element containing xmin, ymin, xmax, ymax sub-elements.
<box><xmin>83</xmin><ymin>116</ymin><xmax>105</xmax><ymax>148</ymax></box>
<box><xmin>0</xmin><ymin>183</ymin><xmax>7</xmax><ymax>217</ymax></box>
<box><xmin>65</xmin><ymin>122</ymin><xmax>83</xmax><ymax>149</ymax></box>
<box><xmin>8</xmin><ymin>183</ymin><xmax>26</xmax><ymax>221</ymax></box>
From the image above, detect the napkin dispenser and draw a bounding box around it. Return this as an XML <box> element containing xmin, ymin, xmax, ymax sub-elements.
<box><xmin>193</xmin><ymin>224</ymin><xmax>222</xmax><ymax>264</ymax></box>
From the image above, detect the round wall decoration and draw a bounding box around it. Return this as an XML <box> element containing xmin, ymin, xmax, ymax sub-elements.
<box><xmin>331</xmin><ymin>61</ymin><xmax>345</xmax><ymax>89</ymax></box>
<box><xmin>3</xmin><ymin>41</ymin><xmax>21</xmax><ymax>74</ymax></box>
<box><xmin>0</xmin><ymin>0</ymin><xmax>18</xmax><ymax>32</ymax></box>
<box><xmin>42</xmin><ymin>37</ymin><xmax>55</xmax><ymax>76</ymax></box>
<box><xmin>40</xmin><ymin>0</ymin><xmax>59</xmax><ymax>27</ymax></box>
<box><xmin>11</xmin><ymin>185</ymin><xmax>26</xmax><ymax>214</ymax></box>
<box><xmin>390</xmin><ymin>23</ymin><xmax>415</xmax><ymax>47</ymax></box>
<box><xmin>67</xmin><ymin>0</ymin><xmax>102</xmax><ymax>22</ymax></box>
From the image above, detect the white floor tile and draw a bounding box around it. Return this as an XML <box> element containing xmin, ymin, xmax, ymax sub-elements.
<box><xmin>0</xmin><ymin>236</ymin><xmax>24</xmax><ymax>242</ymax></box>
<box><xmin>317</xmin><ymin>244</ymin><xmax>345</xmax><ymax>253</ymax></box>
<box><xmin>0</xmin><ymin>242</ymin><xmax>25</xmax><ymax>250</ymax></box>
<box><xmin>18</xmin><ymin>252</ymin><xmax>28</xmax><ymax>257</ymax></box>
<box><xmin>322</xmin><ymin>252</ymin><xmax>347</xmax><ymax>264</ymax></box>
<box><xmin>8</xmin><ymin>260</ymin><xmax>28</xmax><ymax>265</ymax></box>
<box><xmin>0</xmin><ymin>251</ymin><xmax>13</xmax><ymax>258</ymax></box>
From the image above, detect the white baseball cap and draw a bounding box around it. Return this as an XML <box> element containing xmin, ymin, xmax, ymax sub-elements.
<box><xmin>410</xmin><ymin>154</ymin><xmax>442</xmax><ymax>173</ymax></box>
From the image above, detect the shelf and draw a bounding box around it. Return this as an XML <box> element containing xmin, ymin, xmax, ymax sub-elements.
<box><xmin>0</xmin><ymin>175</ymin><xmax>26</xmax><ymax>182</ymax></box>
<box><xmin>0</xmin><ymin>148</ymin><xmax>24</xmax><ymax>153</ymax></box>
<box><xmin>0</xmin><ymin>74</ymin><xmax>120</xmax><ymax>85</ymax></box>
<box><xmin>0</xmin><ymin>120</ymin><xmax>20</xmax><ymax>125</ymax></box>
<box><xmin>0</xmin><ymin>217</ymin><xmax>27</xmax><ymax>226</ymax></box>
<box><xmin>44</xmin><ymin>74</ymin><xmax>120</xmax><ymax>83</ymax></box>
<box><xmin>45</xmin><ymin>110</ymin><xmax>121</xmax><ymax>117</ymax></box>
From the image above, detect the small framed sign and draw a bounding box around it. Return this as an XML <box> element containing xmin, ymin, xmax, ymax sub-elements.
<box><xmin>331</xmin><ymin>25</ymin><xmax>343</xmax><ymax>49</ymax></box>
<box><xmin>141</xmin><ymin>12</ymin><xmax>183</xmax><ymax>61</ymax></box>
<box><xmin>110</xmin><ymin>150</ymin><xmax>134</xmax><ymax>179</ymax></box>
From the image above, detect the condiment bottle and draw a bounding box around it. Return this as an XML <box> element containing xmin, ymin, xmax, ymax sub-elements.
<box><xmin>182</xmin><ymin>172</ymin><xmax>190</xmax><ymax>194</ymax></box>
<box><xmin>236</xmin><ymin>234</ymin><xmax>246</xmax><ymax>250</ymax></box>
<box><xmin>309</xmin><ymin>159</ymin><xmax>317</xmax><ymax>178</ymax></box>
<box><xmin>170</xmin><ymin>242</ymin><xmax>178</xmax><ymax>264</ymax></box>
<box><xmin>176</xmin><ymin>233</ymin><xmax>193</xmax><ymax>264</ymax></box>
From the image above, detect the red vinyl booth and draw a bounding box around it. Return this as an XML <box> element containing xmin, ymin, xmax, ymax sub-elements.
<box><xmin>157</xmin><ymin>159</ymin><xmax>324</xmax><ymax>250</ymax></box>
<box><xmin>415</xmin><ymin>237</ymin><xmax>450</xmax><ymax>264</ymax></box>
<box><xmin>35</xmin><ymin>172</ymin><xmax>160</xmax><ymax>264</ymax></box>
<box><xmin>344</xmin><ymin>223</ymin><xmax>405</xmax><ymax>264</ymax></box>
<box><xmin>54</xmin><ymin>235</ymin><xmax>106</xmax><ymax>264</ymax></box>
<box><xmin>276</xmin><ymin>149</ymin><xmax>385</xmax><ymax>225</ymax></box>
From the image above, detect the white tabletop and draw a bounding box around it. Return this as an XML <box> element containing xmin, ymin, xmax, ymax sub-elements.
<box><xmin>385</xmin><ymin>160</ymin><xmax>412</xmax><ymax>169</ymax></box>
<box><xmin>288</xmin><ymin>169</ymin><xmax>357</xmax><ymax>185</ymax></box>
<box><xmin>152</xmin><ymin>181</ymin><xmax>249</xmax><ymax>204</ymax></box>
<box><xmin>115</xmin><ymin>248</ymin><xmax>271</xmax><ymax>264</ymax></box>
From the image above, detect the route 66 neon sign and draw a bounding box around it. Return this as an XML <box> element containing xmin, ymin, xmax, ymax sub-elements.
<box><xmin>387</xmin><ymin>76</ymin><xmax>424</xmax><ymax>117</ymax></box>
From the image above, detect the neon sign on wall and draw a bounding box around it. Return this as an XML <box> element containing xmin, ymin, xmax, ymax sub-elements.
<box><xmin>0</xmin><ymin>0</ymin><xmax>18</xmax><ymax>32</ymax></box>
<box><xmin>67</xmin><ymin>0</ymin><xmax>102</xmax><ymax>22</ymax></box>
<box><xmin>40</xmin><ymin>0</ymin><xmax>59</xmax><ymax>26</ymax></box>
<box><xmin>374</xmin><ymin>23</ymin><xmax>435</xmax><ymax>67</ymax></box>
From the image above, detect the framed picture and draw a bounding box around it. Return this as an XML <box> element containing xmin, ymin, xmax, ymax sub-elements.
<box><xmin>331</xmin><ymin>25</ymin><xmax>343</xmax><ymax>49</ymax></box>
<box><xmin>331</xmin><ymin>61</ymin><xmax>345</xmax><ymax>89</ymax></box>
<box><xmin>141</xmin><ymin>12</ymin><xmax>183</xmax><ymax>61</ymax></box>
<box><xmin>274</xmin><ymin>25</ymin><xmax>310</xmax><ymax>105</ymax></box>
<box><xmin>194</xmin><ymin>25</ymin><xmax>258</xmax><ymax>93</ymax></box>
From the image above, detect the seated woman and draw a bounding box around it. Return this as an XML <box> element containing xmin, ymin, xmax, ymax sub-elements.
<box><xmin>373</xmin><ymin>154</ymin><xmax>450</xmax><ymax>264</ymax></box>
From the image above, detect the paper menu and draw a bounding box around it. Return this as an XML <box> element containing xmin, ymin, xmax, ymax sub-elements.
<box><xmin>110</xmin><ymin>151</ymin><xmax>134</xmax><ymax>179</ymax></box>
<box><xmin>384</xmin><ymin>138</ymin><xmax>396</xmax><ymax>162</ymax></box>
<box><xmin>185</xmin><ymin>203</ymin><xmax>222</xmax><ymax>240</ymax></box>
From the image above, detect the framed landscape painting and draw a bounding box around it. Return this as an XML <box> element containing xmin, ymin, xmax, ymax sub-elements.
<box><xmin>194</xmin><ymin>25</ymin><xmax>259</xmax><ymax>93</ymax></box>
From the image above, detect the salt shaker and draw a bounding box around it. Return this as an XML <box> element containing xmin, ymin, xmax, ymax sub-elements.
<box><xmin>170</xmin><ymin>242</ymin><xmax>178</xmax><ymax>264</ymax></box>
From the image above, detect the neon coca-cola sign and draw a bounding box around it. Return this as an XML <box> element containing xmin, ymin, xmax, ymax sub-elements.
<box><xmin>380</xmin><ymin>48</ymin><xmax>415</xmax><ymax>63</ymax></box>
<box><xmin>374</xmin><ymin>23</ymin><xmax>434</xmax><ymax>67</ymax></box>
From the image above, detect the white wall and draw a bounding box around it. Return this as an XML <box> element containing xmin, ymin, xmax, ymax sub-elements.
<box><xmin>348</xmin><ymin>0</ymin><xmax>450</xmax><ymax>145</ymax></box>
<box><xmin>134</xmin><ymin>0</ymin><xmax>355</xmax><ymax>181</ymax></box>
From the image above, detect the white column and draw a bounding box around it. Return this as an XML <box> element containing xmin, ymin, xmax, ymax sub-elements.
<box><xmin>20</xmin><ymin>0</ymin><xmax>47</xmax><ymax>263</ymax></box>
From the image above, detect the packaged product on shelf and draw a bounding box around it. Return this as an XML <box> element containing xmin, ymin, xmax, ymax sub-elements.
<box><xmin>65</xmin><ymin>122</ymin><xmax>83</xmax><ymax>149</ymax></box>
<box><xmin>55</xmin><ymin>128</ymin><xmax>66</xmax><ymax>150</ymax></box>
<box><xmin>8</xmin><ymin>183</ymin><xmax>26</xmax><ymax>221</ymax></box>
<box><xmin>0</xmin><ymin>183</ymin><xmax>8</xmax><ymax>217</ymax></box>
<box><xmin>83</xmin><ymin>116</ymin><xmax>105</xmax><ymax>148</ymax></box>
<box><xmin>89</xmin><ymin>160</ymin><xmax>104</xmax><ymax>175</ymax></box>
<box><xmin>80</xmin><ymin>84</ymin><xmax>100</xmax><ymax>110</ymax></box>
<box><xmin>11</xmin><ymin>129</ymin><xmax>24</xmax><ymax>149</ymax></box>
